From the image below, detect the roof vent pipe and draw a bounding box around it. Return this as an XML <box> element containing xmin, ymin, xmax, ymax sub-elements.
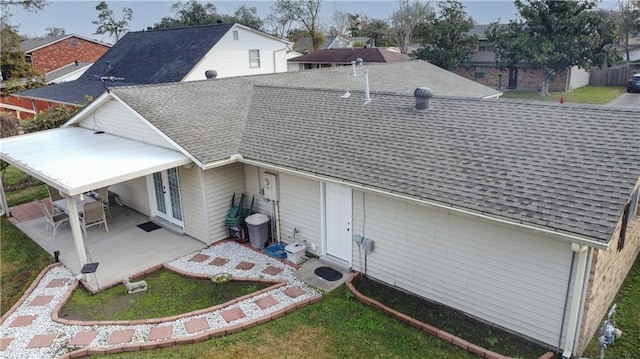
<box><xmin>356</xmin><ymin>57</ymin><xmax>363</xmax><ymax>65</ymax></box>
<box><xmin>205</xmin><ymin>70</ymin><xmax>218</xmax><ymax>79</ymax></box>
<box><xmin>414</xmin><ymin>87</ymin><xmax>433</xmax><ymax>111</ymax></box>
<box><xmin>351</xmin><ymin>60</ymin><xmax>357</xmax><ymax>76</ymax></box>
<box><xmin>363</xmin><ymin>69</ymin><xmax>371</xmax><ymax>104</ymax></box>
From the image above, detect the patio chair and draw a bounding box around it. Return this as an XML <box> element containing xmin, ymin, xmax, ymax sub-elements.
<box><xmin>79</xmin><ymin>200</ymin><xmax>109</xmax><ymax>238</ymax></box>
<box><xmin>225</xmin><ymin>192</ymin><xmax>245</xmax><ymax>240</ymax></box>
<box><xmin>47</xmin><ymin>184</ymin><xmax>64</xmax><ymax>214</ymax></box>
<box><xmin>38</xmin><ymin>199</ymin><xmax>69</xmax><ymax>237</ymax></box>
<box><xmin>95</xmin><ymin>186</ymin><xmax>111</xmax><ymax>218</ymax></box>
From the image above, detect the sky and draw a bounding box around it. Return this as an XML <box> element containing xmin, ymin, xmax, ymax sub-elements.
<box><xmin>9</xmin><ymin>0</ymin><xmax>618</xmax><ymax>44</ymax></box>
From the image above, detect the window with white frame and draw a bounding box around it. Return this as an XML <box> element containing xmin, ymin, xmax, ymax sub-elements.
<box><xmin>249</xmin><ymin>49</ymin><xmax>260</xmax><ymax>68</ymax></box>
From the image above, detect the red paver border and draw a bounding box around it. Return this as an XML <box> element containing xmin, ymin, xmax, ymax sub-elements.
<box><xmin>345</xmin><ymin>272</ymin><xmax>555</xmax><ymax>359</ymax></box>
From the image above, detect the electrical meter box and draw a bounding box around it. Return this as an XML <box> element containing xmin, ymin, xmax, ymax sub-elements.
<box><xmin>262</xmin><ymin>173</ymin><xmax>279</xmax><ymax>201</ymax></box>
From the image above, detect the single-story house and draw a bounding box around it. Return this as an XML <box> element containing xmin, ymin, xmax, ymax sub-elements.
<box><xmin>288</xmin><ymin>48</ymin><xmax>410</xmax><ymax>71</ymax></box>
<box><xmin>5</xmin><ymin>23</ymin><xmax>293</xmax><ymax>117</ymax></box>
<box><xmin>1</xmin><ymin>61</ymin><xmax>637</xmax><ymax>359</ymax></box>
<box><xmin>454</xmin><ymin>24</ymin><xmax>590</xmax><ymax>91</ymax></box>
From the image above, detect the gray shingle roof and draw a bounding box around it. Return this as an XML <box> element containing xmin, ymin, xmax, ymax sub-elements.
<box><xmin>108</xmin><ymin>66</ymin><xmax>639</xmax><ymax>243</ymax></box>
<box><xmin>288</xmin><ymin>47</ymin><xmax>410</xmax><ymax>64</ymax></box>
<box><xmin>239</xmin><ymin>86</ymin><xmax>639</xmax><ymax>242</ymax></box>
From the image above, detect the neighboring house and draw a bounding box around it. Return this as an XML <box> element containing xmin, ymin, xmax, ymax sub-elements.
<box><xmin>288</xmin><ymin>48</ymin><xmax>410</xmax><ymax>71</ymax></box>
<box><xmin>293</xmin><ymin>35</ymin><xmax>351</xmax><ymax>54</ymax></box>
<box><xmin>0</xmin><ymin>34</ymin><xmax>110</xmax><ymax>119</ymax></box>
<box><xmin>348</xmin><ymin>36</ymin><xmax>374</xmax><ymax>47</ymax></box>
<box><xmin>1</xmin><ymin>61</ymin><xmax>638</xmax><ymax>359</ymax></box>
<box><xmin>454</xmin><ymin>24</ymin><xmax>590</xmax><ymax>91</ymax></box>
<box><xmin>4</xmin><ymin>23</ymin><xmax>292</xmax><ymax>119</ymax></box>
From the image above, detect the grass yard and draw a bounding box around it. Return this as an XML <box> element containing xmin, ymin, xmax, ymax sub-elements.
<box><xmin>582</xmin><ymin>256</ymin><xmax>640</xmax><ymax>359</ymax></box>
<box><xmin>59</xmin><ymin>269</ymin><xmax>270</xmax><ymax>321</ymax></box>
<box><xmin>0</xmin><ymin>217</ymin><xmax>54</xmax><ymax>316</ymax></box>
<box><xmin>2</xmin><ymin>165</ymin><xmax>47</xmax><ymax>207</ymax></box>
<box><xmin>501</xmin><ymin>86</ymin><xmax>626</xmax><ymax>104</ymax></box>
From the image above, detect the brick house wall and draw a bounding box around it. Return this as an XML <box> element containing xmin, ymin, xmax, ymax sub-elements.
<box><xmin>29</xmin><ymin>36</ymin><xmax>109</xmax><ymax>75</ymax></box>
<box><xmin>576</xmin><ymin>188</ymin><xmax>640</xmax><ymax>356</ymax></box>
<box><xmin>454</xmin><ymin>66</ymin><xmax>569</xmax><ymax>92</ymax></box>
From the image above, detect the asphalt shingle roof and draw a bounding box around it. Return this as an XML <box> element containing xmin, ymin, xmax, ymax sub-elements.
<box><xmin>16</xmin><ymin>24</ymin><xmax>234</xmax><ymax>105</ymax></box>
<box><xmin>109</xmin><ymin>73</ymin><xmax>639</xmax><ymax>243</ymax></box>
<box><xmin>288</xmin><ymin>48</ymin><xmax>410</xmax><ymax>63</ymax></box>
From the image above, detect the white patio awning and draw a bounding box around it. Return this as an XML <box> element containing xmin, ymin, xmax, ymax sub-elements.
<box><xmin>0</xmin><ymin>126</ymin><xmax>191</xmax><ymax>196</ymax></box>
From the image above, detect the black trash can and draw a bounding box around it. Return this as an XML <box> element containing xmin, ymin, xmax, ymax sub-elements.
<box><xmin>245</xmin><ymin>213</ymin><xmax>270</xmax><ymax>249</ymax></box>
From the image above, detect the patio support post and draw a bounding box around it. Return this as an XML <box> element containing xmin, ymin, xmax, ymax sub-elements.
<box><xmin>0</xmin><ymin>175</ymin><xmax>9</xmax><ymax>217</ymax></box>
<box><xmin>66</xmin><ymin>196</ymin><xmax>88</xmax><ymax>268</ymax></box>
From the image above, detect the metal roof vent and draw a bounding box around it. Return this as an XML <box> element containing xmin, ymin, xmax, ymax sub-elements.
<box><xmin>414</xmin><ymin>87</ymin><xmax>433</xmax><ymax>111</ymax></box>
<box><xmin>205</xmin><ymin>70</ymin><xmax>218</xmax><ymax>79</ymax></box>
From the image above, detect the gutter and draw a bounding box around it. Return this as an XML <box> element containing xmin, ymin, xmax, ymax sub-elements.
<box><xmin>236</xmin><ymin>157</ymin><xmax>609</xmax><ymax>250</ymax></box>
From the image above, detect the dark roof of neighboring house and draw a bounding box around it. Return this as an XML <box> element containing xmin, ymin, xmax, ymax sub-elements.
<box><xmin>14</xmin><ymin>23</ymin><xmax>235</xmax><ymax>105</ymax></box>
<box><xmin>20</xmin><ymin>34</ymin><xmax>109</xmax><ymax>53</ymax></box>
<box><xmin>108</xmin><ymin>79</ymin><xmax>639</xmax><ymax>243</ymax></box>
<box><xmin>293</xmin><ymin>36</ymin><xmax>347</xmax><ymax>53</ymax></box>
<box><xmin>288</xmin><ymin>48</ymin><xmax>410</xmax><ymax>64</ymax></box>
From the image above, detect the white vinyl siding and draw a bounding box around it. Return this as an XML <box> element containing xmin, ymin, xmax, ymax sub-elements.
<box><xmin>351</xmin><ymin>190</ymin><xmax>574</xmax><ymax>348</ymax></box>
<box><xmin>76</xmin><ymin>98</ymin><xmax>174</xmax><ymax>150</ymax></box>
<box><xmin>184</xmin><ymin>24</ymin><xmax>290</xmax><ymax>80</ymax></box>
<box><xmin>243</xmin><ymin>165</ymin><xmax>274</xmax><ymax>216</ymax></box>
<box><xmin>203</xmin><ymin>163</ymin><xmax>245</xmax><ymax>244</ymax></box>
<box><xmin>277</xmin><ymin>173</ymin><xmax>321</xmax><ymax>254</ymax></box>
<box><xmin>178</xmin><ymin>165</ymin><xmax>208</xmax><ymax>243</ymax></box>
<box><xmin>109</xmin><ymin>177</ymin><xmax>150</xmax><ymax>215</ymax></box>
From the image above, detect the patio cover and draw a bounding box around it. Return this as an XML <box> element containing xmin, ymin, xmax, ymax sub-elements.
<box><xmin>0</xmin><ymin>126</ymin><xmax>191</xmax><ymax>196</ymax></box>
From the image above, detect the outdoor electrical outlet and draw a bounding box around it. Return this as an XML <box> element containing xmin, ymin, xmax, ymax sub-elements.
<box><xmin>352</xmin><ymin>234</ymin><xmax>364</xmax><ymax>243</ymax></box>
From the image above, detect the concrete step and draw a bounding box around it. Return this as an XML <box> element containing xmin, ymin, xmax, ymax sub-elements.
<box><xmin>318</xmin><ymin>255</ymin><xmax>351</xmax><ymax>273</ymax></box>
<box><xmin>149</xmin><ymin>216</ymin><xmax>184</xmax><ymax>235</ymax></box>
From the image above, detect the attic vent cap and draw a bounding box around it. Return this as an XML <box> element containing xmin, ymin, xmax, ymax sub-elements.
<box><xmin>414</xmin><ymin>87</ymin><xmax>433</xmax><ymax>111</ymax></box>
<box><xmin>205</xmin><ymin>70</ymin><xmax>218</xmax><ymax>79</ymax></box>
<box><xmin>355</xmin><ymin>57</ymin><xmax>363</xmax><ymax>65</ymax></box>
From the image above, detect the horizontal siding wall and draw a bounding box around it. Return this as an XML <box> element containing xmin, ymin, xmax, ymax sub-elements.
<box><xmin>179</xmin><ymin>165</ymin><xmax>208</xmax><ymax>243</ymax></box>
<box><xmin>76</xmin><ymin>99</ymin><xmax>174</xmax><ymax>149</ymax></box>
<box><xmin>185</xmin><ymin>27</ymin><xmax>289</xmax><ymax>80</ymax></box>
<box><xmin>109</xmin><ymin>177</ymin><xmax>150</xmax><ymax>215</ymax></box>
<box><xmin>352</xmin><ymin>190</ymin><xmax>573</xmax><ymax>348</ymax></box>
<box><xmin>278</xmin><ymin>173</ymin><xmax>321</xmax><ymax>255</ymax></box>
<box><xmin>204</xmin><ymin>163</ymin><xmax>245</xmax><ymax>243</ymax></box>
<box><xmin>243</xmin><ymin>165</ymin><xmax>322</xmax><ymax>254</ymax></box>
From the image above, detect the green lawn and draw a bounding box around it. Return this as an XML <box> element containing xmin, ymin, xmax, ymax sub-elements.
<box><xmin>582</xmin><ymin>256</ymin><xmax>640</xmax><ymax>359</ymax></box>
<box><xmin>501</xmin><ymin>86</ymin><xmax>626</xmax><ymax>104</ymax></box>
<box><xmin>0</xmin><ymin>217</ymin><xmax>54</xmax><ymax>316</ymax></box>
<box><xmin>2</xmin><ymin>165</ymin><xmax>47</xmax><ymax>207</ymax></box>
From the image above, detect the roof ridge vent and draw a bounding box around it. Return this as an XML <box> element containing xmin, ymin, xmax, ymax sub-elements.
<box><xmin>414</xmin><ymin>87</ymin><xmax>433</xmax><ymax>111</ymax></box>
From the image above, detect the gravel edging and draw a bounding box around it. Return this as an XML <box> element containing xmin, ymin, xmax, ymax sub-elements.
<box><xmin>345</xmin><ymin>272</ymin><xmax>556</xmax><ymax>359</ymax></box>
<box><xmin>1</xmin><ymin>242</ymin><xmax>322</xmax><ymax>359</ymax></box>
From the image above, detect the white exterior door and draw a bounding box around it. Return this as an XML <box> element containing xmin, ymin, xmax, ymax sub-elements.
<box><xmin>147</xmin><ymin>168</ymin><xmax>184</xmax><ymax>227</ymax></box>
<box><xmin>325</xmin><ymin>182</ymin><xmax>352</xmax><ymax>262</ymax></box>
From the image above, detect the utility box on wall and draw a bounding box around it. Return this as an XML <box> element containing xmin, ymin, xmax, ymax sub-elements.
<box><xmin>261</xmin><ymin>173</ymin><xmax>279</xmax><ymax>201</ymax></box>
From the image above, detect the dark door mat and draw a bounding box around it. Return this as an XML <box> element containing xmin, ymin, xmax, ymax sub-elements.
<box><xmin>314</xmin><ymin>266</ymin><xmax>343</xmax><ymax>281</ymax></box>
<box><xmin>137</xmin><ymin>221</ymin><xmax>162</xmax><ymax>232</ymax></box>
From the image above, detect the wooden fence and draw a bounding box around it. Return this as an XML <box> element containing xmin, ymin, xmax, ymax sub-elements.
<box><xmin>589</xmin><ymin>65</ymin><xmax>632</xmax><ymax>86</ymax></box>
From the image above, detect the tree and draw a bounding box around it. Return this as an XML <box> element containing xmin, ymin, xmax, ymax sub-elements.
<box><xmin>271</xmin><ymin>0</ymin><xmax>324</xmax><ymax>51</ymax></box>
<box><xmin>228</xmin><ymin>5</ymin><xmax>263</xmax><ymax>30</ymax></box>
<box><xmin>0</xmin><ymin>22</ymin><xmax>44</xmax><ymax>92</ymax></box>
<box><xmin>0</xmin><ymin>0</ymin><xmax>47</xmax><ymax>11</ymax></box>
<box><xmin>151</xmin><ymin>0</ymin><xmax>219</xmax><ymax>29</ymax></box>
<box><xmin>45</xmin><ymin>26</ymin><xmax>65</xmax><ymax>37</ymax></box>
<box><xmin>0</xmin><ymin>112</ymin><xmax>23</xmax><ymax>185</ymax></box>
<box><xmin>390</xmin><ymin>0</ymin><xmax>433</xmax><ymax>54</ymax></box>
<box><xmin>92</xmin><ymin>1</ymin><xmax>133</xmax><ymax>42</ymax></box>
<box><xmin>414</xmin><ymin>0</ymin><xmax>477</xmax><ymax>70</ymax></box>
<box><xmin>616</xmin><ymin>0</ymin><xmax>640</xmax><ymax>62</ymax></box>
<box><xmin>487</xmin><ymin>0</ymin><xmax>621</xmax><ymax>96</ymax></box>
<box><xmin>328</xmin><ymin>7</ymin><xmax>350</xmax><ymax>36</ymax></box>
<box><xmin>360</xmin><ymin>18</ymin><xmax>395</xmax><ymax>47</ymax></box>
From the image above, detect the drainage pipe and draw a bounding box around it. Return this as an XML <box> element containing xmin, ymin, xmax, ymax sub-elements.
<box><xmin>557</xmin><ymin>251</ymin><xmax>577</xmax><ymax>355</ymax></box>
<box><xmin>574</xmin><ymin>247</ymin><xmax>594</xmax><ymax>355</ymax></box>
<box><xmin>562</xmin><ymin>243</ymin><xmax>589</xmax><ymax>358</ymax></box>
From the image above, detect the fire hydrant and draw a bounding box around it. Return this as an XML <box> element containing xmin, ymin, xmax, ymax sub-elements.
<box><xmin>559</xmin><ymin>96</ymin><xmax>566</xmax><ymax>104</ymax></box>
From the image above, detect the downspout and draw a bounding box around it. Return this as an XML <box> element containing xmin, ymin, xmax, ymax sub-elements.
<box><xmin>273</xmin><ymin>47</ymin><xmax>288</xmax><ymax>73</ymax></box>
<box><xmin>562</xmin><ymin>243</ymin><xmax>589</xmax><ymax>359</ymax></box>
<box><xmin>573</xmin><ymin>247</ymin><xmax>594</xmax><ymax>356</ymax></box>
<box><xmin>557</xmin><ymin>251</ymin><xmax>576</xmax><ymax>355</ymax></box>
